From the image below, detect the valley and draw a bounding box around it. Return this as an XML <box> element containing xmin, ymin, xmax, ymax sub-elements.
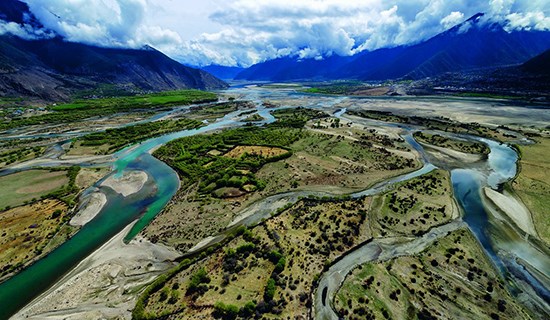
<box><xmin>0</xmin><ymin>84</ymin><xmax>548</xmax><ymax>320</ymax></box>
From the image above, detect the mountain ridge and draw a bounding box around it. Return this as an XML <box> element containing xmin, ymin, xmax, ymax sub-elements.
<box><xmin>0</xmin><ymin>0</ymin><xmax>227</xmax><ymax>101</ymax></box>
<box><xmin>233</xmin><ymin>13</ymin><xmax>550</xmax><ymax>82</ymax></box>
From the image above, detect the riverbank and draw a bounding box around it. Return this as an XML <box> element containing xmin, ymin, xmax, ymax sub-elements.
<box><xmin>483</xmin><ymin>187</ymin><xmax>537</xmax><ymax>237</ymax></box>
<box><xmin>13</xmin><ymin>221</ymin><xmax>180</xmax><ymax>320</ymax></box>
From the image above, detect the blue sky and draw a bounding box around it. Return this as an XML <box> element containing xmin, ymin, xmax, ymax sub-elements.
<box><xmin>2</xmin><ymin>0</ymin><xmax>549</xmax><ymax>66</ymax></box>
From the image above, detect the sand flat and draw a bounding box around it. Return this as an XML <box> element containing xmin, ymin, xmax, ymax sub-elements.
<box><xmin>70</xmin><ymin>191</ymin><xmax>107</xmax><ymax>227</ymax></box>
<box><xmin>484</xmin><ymin>187</ymin><xmax>537</xmax><ymax>236</ymax></box>
<box><xmin>101</xmin><ymin>170</ymin><xmax>148</xmax><ymax>197</ymax></box>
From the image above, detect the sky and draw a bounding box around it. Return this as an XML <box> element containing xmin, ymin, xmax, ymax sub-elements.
<box><xmin>2</xmin><ymin>0</ymin><xmax>549</xmax><ymax>67</ymax></box>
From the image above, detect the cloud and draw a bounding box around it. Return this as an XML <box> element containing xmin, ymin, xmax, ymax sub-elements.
<box><xmin>23</xmin><ymin>0</ymin><xmax>182</xmax><ymax>48</ymax></box>
<box><xmin>1</xmin><ymin>0</ymin><xmax>548</xmax><ymax>67</ymax></box>
<box><xmin>441</xmin><ymin>11</ymin><xmax>465</xmax><ymax>29</ymax></box>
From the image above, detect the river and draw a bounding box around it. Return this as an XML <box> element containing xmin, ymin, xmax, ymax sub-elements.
<box><xmin>0</xmin><ymin>86</ymin><xmax>548</xmax><ymax>319</ymax></box>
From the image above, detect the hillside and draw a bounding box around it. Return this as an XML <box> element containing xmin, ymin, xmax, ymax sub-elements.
<box><xmin>522</xmin><ymin>49</ymin><xmax>550</xmax><ymax>75</ymax></box>
<box><xmin>0</xmin><ymin>0</ymin><xmax>227</xmax><ymax>102</ymax></box>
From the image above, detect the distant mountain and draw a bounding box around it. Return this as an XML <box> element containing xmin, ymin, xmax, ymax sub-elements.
<box><xmin>235</xmin><ymin>13</ymin><xmax>550</xmax><ymax>81</ymax></box>
<box><xmin>201</xmin><ymin>65</ymin><xmax>245</xmax><ymax>80</ymax></box>
<box><xmin>0</xmin><ymin>0</ymin><xmax>227</xmax><ymax>101</ymax></box>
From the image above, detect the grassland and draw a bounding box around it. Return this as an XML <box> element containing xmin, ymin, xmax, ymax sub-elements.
<box><xmin>0</xmin><ymin>90</ymin><xmax>217</xmax><ymax>132</ymax></box>
<box><xmin>414</xmin><ymin>132</ymin><xmax>490</xmax><ymax>155</ymax></box>
<box><xmin>302</xmin><ymin>81</ymin><xmax>369</xmax><ymax>95</ymax></box>
<box><xmin>144</xmin><ymin>109</ymin><xmax>418</xmax><ymax>252</ymax></box>
<box><xmin>73</xmin><ymin>118</ymin><xmax>204</xmax><ymax>154</ymax></box>
<box><xmin>335</xmin><ymin>228</ymin><xmax>531</xmax><ymax>320</ymax></box>
<box><xmin>0</xmin><ymin>166</ymin><xmax>104</xmax><ymax>281</ymax></box>
<box><xmin>348</xmin><ymin>110</ymin><xmax>515</xmax><ymax>142</ymax></box>
<box><xmin>186</xmin><ymin>101</ymin><xmax>254</xmax><ymax>121</ymax></box>
<box><xmin>136</xmin><ymin>196</ymin><xmax>372</xmax><ymax>319</ymax></box>
<box><xmin>370</xmin><ymin>169</ymin><xmax>457</xmax><ymax>237</ymax></box>
<box><xmin>512</xmin><ymin>137</ymin><xmax>550</xmax><ymax>246</ymax></box>
<box><xmin>0</xmin><ymin>170</ymin><xmax>69</xmax><ymax>210</ymax></box>
<box><xmin>0</xmin><ymin>199</ymin><xmax>72</xmax><ymax>280</ymax></box>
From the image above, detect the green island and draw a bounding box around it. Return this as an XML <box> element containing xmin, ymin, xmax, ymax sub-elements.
<box><xmin>73</xmin><ymin>118</ymin><xmax>204</xmax><ymax>154</ymax></box>
<box><xmin>413</xmin><ymin>131</ymin><xmax>490</xmax><ymax>155</ymax></box>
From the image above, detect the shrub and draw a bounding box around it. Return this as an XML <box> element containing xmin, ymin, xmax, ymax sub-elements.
<box><xmin>187</xmin><ymin>268</ymin><xmax>210</xmax><ymax>294</ymax></box>
<box><xmin>213</xmin><ymin>302</ymin><xmax>239</xmax><ymax>320</ymax></box>
<box><xmin>265</xmin><ymin>278</ymin><xmax>276</xmax><ymax>301</ymax></box>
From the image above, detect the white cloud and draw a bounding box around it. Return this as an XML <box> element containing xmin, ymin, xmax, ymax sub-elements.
<box><xmin>23</xmin><ymin>0</ymin><xmax>182</xmax><ymax>48</ymax></box>
<box><xmin>441</xmin><ymin>11</ymin><xmax>465</xmax><ymax>29</ymax></box>
<box><xmin>1</xmin><ymin>0</ymin><xmax>547</xmax><ymax>67</ymax></box>
<box><xmin>505</xmin><ymin>11</ymin><xmax>550</xmax><ymax>30</ymax></box>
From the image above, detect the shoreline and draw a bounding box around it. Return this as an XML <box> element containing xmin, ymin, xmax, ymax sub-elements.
<box><xmin>483</xmin><ymin>187</ymin><xmax>537</xmax><ymax>237</ymax></box>
<box><xmin>101</xmin><ymin>170</ymin><xmax>148</xmax><ymax>197</ymax></box>
<box><xmin>69</xmin><ymin>191</ymin><xmax>108</xmax><ymax>227</ymax></box>
<box><xmin>13</xmin><ymin>221</ymin><xmax>180</xmax><ymax>320</ymax></box>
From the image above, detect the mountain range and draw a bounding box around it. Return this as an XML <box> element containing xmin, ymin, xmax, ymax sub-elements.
<box><xmin>212</xmin><ymin>13</ymin><xmax>550</xmax><ymax>82</ymax></box>
<box><xmin>0</xmin><ymin>0</ymin><xmax>227</xmax><ymax>101</ymax></box>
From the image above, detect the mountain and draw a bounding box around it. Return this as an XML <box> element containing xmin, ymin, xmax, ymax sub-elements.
<box><xmin>235</xmin><ymin>13</ymin><xmax>550</xmax><ymax>81</ymax></box>
<box><xmin>201</xmin><ymin>65</ymin><xmax>245</xmax><ymax>80</ymax></box>
<box><xmin>0</xmin><ymin>0</ymin><xmax>227</xmax><ymax>101</ymax></box>
<box><xmin>402</xmin><ymin>51</ymin><xmax>550</xmax><ymax>100</ymax></box>
<box><xmin>522</xmin><ymin>49</ymin><xmax>550</xmax><ymax>75</ymax></box>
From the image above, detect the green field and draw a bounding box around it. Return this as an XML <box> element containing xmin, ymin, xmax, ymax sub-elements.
<box><xmin>1</xmin><ymin>90</ymin><xmax>217</xmax><ymax>131</ymax></box>
<box><xmin>77</xmin><ymin>118</ymin><xmax>204</xmax><ymax>153</ymax></box>
<box><xmin>50</xmin><ymin>90</ymin><xmax>217</xmax><ymax>111</ymax></box>
<box><xmin>513</xmin><ymin>137</ymin><xmax>550</xmax><ymax>246</ymax></box>
<box><xmin>0</xmin><ymin>170</ymin><xmax>69</xmax><ymax>210</ymax></box>
<box><xmin>414</xmin><ymin>132</ymin><xmax>489</xmax><ymax>154</ymax></box>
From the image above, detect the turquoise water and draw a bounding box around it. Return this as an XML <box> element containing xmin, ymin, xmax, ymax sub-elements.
<box><xmin>0</xmin><ymin>153</ymin><xmax>177</xmax><ymax>319</ymax></box>
<box><xmin>0</xmin><ymin>112</ymin><xmax>248</xmax><ymax>319</ymax></box>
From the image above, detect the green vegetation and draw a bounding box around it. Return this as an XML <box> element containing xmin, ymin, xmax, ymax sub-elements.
<box><xmin>302</xmin><ymin>81</ymin><xmax>366</xmax><ymax>95</ymax></box>
<box><xmin>456</xmin><ymin>92</ymin><xmax>523</xmax><ymax>100</ymax></box>
<box><xmin>154</xmin><ymin>126</ymin><xmax>300</xmax><ymax>197</ymax></box>
<box><xmin>44</xmin><ymin>166</ymin><xmax>81</xmax><ymax>207</ymax></box>
<box><xmin>51</xmin><ymin>90</ymin><xmax>216</xmax><ymax>111</ymax></box>
<box><xmin>78</xmin><ymin>118</ymin><xmax>203</xmax><ymax>152</ymax></box>
<box><xmin>348</xmin><ymin>110</ymin><xmax>509</xmax><ymax>141</ymax></box>
<box><xmin>0</xmin><ymin>90</ymin><xmax>217</xmax><ymax>131</ymax></box>
<box><xmin>414</xmin><ymin>131</ymin><xmax>489</xmax><ymax>154</ymax></box>
<box><xmin>513</xmin><ymin>137</ymin><xmax>550</xmax><ymax>246</ymax></box>
<box><xmin>187</xmin><ymin>101</ymin><xmax>251</xmax><ymax>121</ymax></box>
<box><xmin>0</xmin><ymin>145</ymin><xmax>44</xmax><ymax>166</ymax></box>
<box><xmin>335</xmin><ymin>229</ymin><xmax>531</xmax><ymax>320</ymax></box>
<box><xmin>0</xmin><ymin>170</ymin><xmax>69</xmax><ymax>210</ymax></box>
<box><xmin>372</xmin><ymin>169</ymin><xmax>455</xmax><ymax>237</ymax></box>
<box><xmin>243</xmin><ymin>113</ymin><xmax>264</xmax><ymax>122</ymax></box>
<box><xmin>187</xmin><ymin>268</ymin><xmax>211</xmax><ymax>295</ymax></box>
<box><xmin>133</xmin><ymin>258</ymin><xmax>196</xmax><ymax>320</ymax></box>
<box><xmin>270</xmin><ymin>107</ymin><xmax>328</xmax><ymax>128</ymax></box>
<box><xmin>138</xmin><ymin>196</ymin><xmax>372</xmax><ymax>318</ymax></box>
